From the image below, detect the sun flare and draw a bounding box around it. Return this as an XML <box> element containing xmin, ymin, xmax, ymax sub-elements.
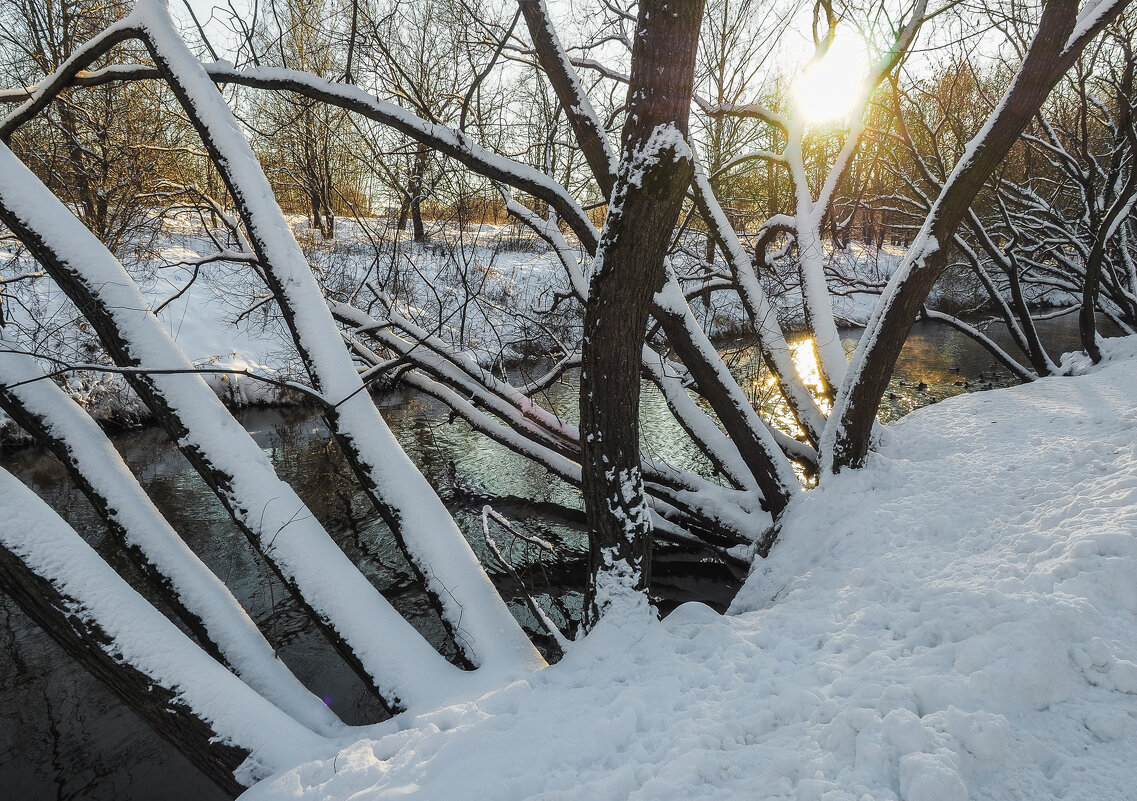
<box><xmin>794</xmin><ymin>37</ymin><xmax>869</xmax><ymax>124</ymax></box>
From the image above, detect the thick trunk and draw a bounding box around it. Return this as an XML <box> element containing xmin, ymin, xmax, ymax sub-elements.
<box><xmin>579</xmin><ymin>0</ymin><xmax>705</xmax><ymax>624</ymax></box>
<box><xmin>0</xmin><ymin>470</ymin><xmax>328</xmax><ymax>796</ymax></box>
<box><xmin>412</xmin><ymin>197</ymin><xmax>424</xmax><ymax>243</ymax></box>
<box><xmin>310</xmin><ymin>190</ymin><xmax>329</xmax><ymax>238</ymax></box>
<box><xmin>1081</xmin><ymin>239</ymin><xmax>1108</xmax><ymax>363</ymax></box>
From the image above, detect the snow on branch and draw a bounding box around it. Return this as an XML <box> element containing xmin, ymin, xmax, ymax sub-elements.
<box><xmin>0</xmin><ymin>56</ymin><xmax>600</xmax><ymax>253</ymax></box>
<box><xmin>0</xmin><ymin>19</ymin><xmax>141</xmax><ymax>140</ymax></box>
<box><xmin>0</xmin><ymin>467</ymin><xmax>329</xmax><ymax>789</ymax></box>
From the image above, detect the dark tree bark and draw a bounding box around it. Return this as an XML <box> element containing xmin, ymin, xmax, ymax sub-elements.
<box><xmin>395</xmin><ymin>147</ymin><xmax>428</xmax><ymax>242</ymax></box>
<box><xmin>521</xmin><ymin>0</ymin><xmax>795</xmax><ymax>523</ymax></box>
<box><xmin>0</xmin><ymin>387</ymin><xmax>229</xmax><ymax>664</ymax></box>
<box><xmin>579</xmin><ymin>0</ymin><xmax>706</xmax><ymax>623</ymax></box>
<box><xmin>1081</xmin><ymin>48</ymin><xmax>1137</xmax><ymax>362</ymax></box>
<box><xmin>1080</xmin><ymin>172</ymin><xmax>1137</xmax><ymax>361</ymax></box>
<box><xmin>652</xmin><ymin>300</ymin><xmax>794</xmax><ymax>515</ymax></box>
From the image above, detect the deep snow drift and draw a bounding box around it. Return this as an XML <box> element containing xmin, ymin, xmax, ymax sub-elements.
<box><xmin>241</xmin><ymin>338</ymin><xmax>1137</xmax><ymax>801</ymax></box>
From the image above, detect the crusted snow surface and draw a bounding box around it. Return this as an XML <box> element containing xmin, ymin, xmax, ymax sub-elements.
<box><xmin>242</xmin><ymin>341</ymin><xmax>1137</xmax><ymax>800</ymax></box>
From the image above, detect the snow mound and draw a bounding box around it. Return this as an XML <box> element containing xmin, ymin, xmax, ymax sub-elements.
<box><xmin>242</xmin><ymin>344</ymin><xmax>1137</xmax><ymax>800</ymax></box>
<box><xmin>1061</xmin><ymin>334</ymin><xmax>1137</xmax><ymax>375</ymax></box>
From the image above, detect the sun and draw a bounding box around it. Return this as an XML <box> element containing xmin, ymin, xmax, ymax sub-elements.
<box><xmin>794</xmin><ymin>36</ymin><xmax>869</xmax><ymax>124</ymax></box>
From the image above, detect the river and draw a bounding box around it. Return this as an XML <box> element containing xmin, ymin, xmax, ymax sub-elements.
<box><xmin>0</xmin><ymin>316</ymin><xmax>1099</xmax><ymax>799</ymax></box>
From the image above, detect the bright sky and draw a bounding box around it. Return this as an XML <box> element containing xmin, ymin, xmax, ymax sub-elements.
<box><xmin>171</xmin><ymin>0</ymin><xmax>910</xmax><ymax>126</ymax></box>
<box><xmin>172</xmin><ymin>0</ymin><xmax>251</xmax><ymax>56</ymax></box>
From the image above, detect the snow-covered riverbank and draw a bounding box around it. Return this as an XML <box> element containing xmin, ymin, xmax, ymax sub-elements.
<box><xmin>0</xmin><ymin>216</ymin><xmax>577</xmax><ymax>436</ymax></box>
<box><xmin>242</xmin><ymin>337</ymin><xmax>1137</xmax><ymax>801</ymax></box>
<box><xmin>1</xmin><ymin>215</ymin><xmax>925</xmax><ymax>439</ymax></box>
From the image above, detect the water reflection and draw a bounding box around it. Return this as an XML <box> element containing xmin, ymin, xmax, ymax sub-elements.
<box><xmin>733</xmin><ymin>317</ymin><xmax>1094</xmax><ymax>438</ymax></box>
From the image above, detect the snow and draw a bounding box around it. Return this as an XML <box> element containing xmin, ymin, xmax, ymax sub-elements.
<box><xmin>0</xmin><ymin>466</ymin><xmax>330</xmax><ymax>783</ymax></box>
<box><xmin>1065</xmin><ymin>0</ymin><xmax>1129</xmax><ymax>55</ymax></box>
<box><xmin>242</xmin><ymin>339</ymin><xmax>1137</xmax><ymax>800</ymax></box>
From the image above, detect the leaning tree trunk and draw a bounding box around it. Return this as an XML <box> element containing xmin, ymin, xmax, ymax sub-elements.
<box><xmin>1080</xmin><ymin>171</ymin><xmax>1137</xmax><ymax>362</ymax></box>
<box><xmin>0</xmin><ymin>536</ymin><xmax>249</xmax><ymax>796</ymax></box>
<box><xmin>825</xmin><ymin>0</ymin><xmax>1126</xmax><ymax>473</ymax></box>
<box><xmin>579</xmin><ymin>0</ymin><xmax>706</xmax><ymax>624</ymax></box>
<box><xmin>0</xmin><ymin>469</ymin><xmax>326</xmax><ymax>795</ymax></box>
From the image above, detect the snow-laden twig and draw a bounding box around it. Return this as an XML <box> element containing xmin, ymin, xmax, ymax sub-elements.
<box><xmin>481</xmin><ymin>505</ymin><xmax>571</xmax><ymax>655</ymax></box>
<box><xmin>918</xmin><ymin>309</ymin><xmax>1037</xmax><ymax>382</ymax></box>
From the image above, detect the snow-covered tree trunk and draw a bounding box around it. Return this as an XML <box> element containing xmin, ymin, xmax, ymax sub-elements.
<box><xmin>0</xmin><ymin>346</ymin><xmax>343</xmax><ymax>736</ymax></box>
<box><xmin>825</xmin><ymin>0</ymin><xmax>1129</xmax><ymax>472</ymax></box>
<box><xmin>0</xmin><ymin>469</ymin><xmax>328</xmax><ymax>794</ymax></box>
<box><xmin>579</xmin><ymin>0</ymin><xmax>706</xmax><ymax>624</ymax></box>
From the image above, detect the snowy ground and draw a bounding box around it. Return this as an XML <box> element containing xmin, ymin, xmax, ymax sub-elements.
<box><xmin>241</xmin><ymin>337</ymin><xmax>1137</xmax><ymax>801</ymax></box>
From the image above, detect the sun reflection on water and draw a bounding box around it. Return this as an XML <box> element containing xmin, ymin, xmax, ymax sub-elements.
<box><xmin>741</xmin><ymin>335</ymin><xmax>836</xmax><ymax>447</ymax></box>
<box><xmin>788</xmin><ymin>339</ymin><xmax>832</xmax><ymax>415</ymax></box>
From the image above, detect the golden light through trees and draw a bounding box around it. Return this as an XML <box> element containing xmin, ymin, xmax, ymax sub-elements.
<box><xmin>794</xmin><ymin>36</ymin><xmax>868</xmax><ymax>123</ymax></box>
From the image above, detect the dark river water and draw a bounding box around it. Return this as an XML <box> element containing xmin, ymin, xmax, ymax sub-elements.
<box><xmin>0</xmin><ymin>316</ymin><xmax>1098</xmax><ymax>800</ymax></box>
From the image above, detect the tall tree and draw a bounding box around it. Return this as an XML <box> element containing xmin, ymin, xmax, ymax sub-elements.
<box><xmin>579</xmin><ymin>0</ymin><xmax>707</xmax><ymax>623</ymax></box>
